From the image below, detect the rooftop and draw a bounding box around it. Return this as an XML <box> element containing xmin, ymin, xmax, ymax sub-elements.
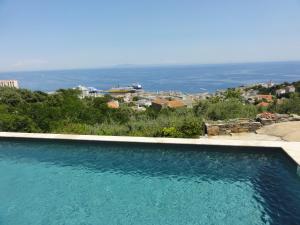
<box><xmin>167</xmin><ymin>100</ymin><xmax>186</xmax><ymax>108</ymax></box>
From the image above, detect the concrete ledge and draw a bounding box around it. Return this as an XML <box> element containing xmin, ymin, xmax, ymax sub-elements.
<box><xmin>0</xmin><ymin>132</ymin><xmax>299</xmax><ymax>170</ymax></box>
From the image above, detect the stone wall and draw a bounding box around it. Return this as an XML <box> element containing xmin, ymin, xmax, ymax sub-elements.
<box><xmin>256</xmin><ymin>113</ymin><xmax>300</xmax><ymax>125</ymax></box>
<box><xmin>205</xmin><ymin>114</ymin><xmax>300</xmax><ymax>136</ymax></box>
<box><xmin>205</xmin><ymin>119</ymin><xmax>262</xmax><ymax>136</ymax></box>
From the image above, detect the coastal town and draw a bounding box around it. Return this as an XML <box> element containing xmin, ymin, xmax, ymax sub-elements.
<box><xmin>1</xmin><ymin>79</ymin><xmax>297</xmax><ymax>111</ymax></box>
<box><xmin>0</xmin><ymin>78</ymin><xmax>299</xmax><ymax>139</ymax></box>
<box><xmin>71</xmin><ymin>80</ymin><xmax>299</xmax><ymax>112</ymax></box>
<box><xmin>70</xmin><ymin>80</ymin><xmax>300</xmax><ymax>139</ymax></box>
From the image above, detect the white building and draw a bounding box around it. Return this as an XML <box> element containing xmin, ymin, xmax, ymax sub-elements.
<box><xmin>182</xmin><ymin>96</ymin><xmax>194</xmax><ymax>108</ymax></box>
<box><xmin>75</xmin><ymin>85</ymin><xmax>104</xmax><ymax>98</ymax></box>
<box><xmin>286</xmin><ymin>85</ymin><xmax>296</xmax><ymax>93</ymax></box>
<box><xmin>276</xmin><ymin>85</ymin><xmax>296</xmax><ymax>97</ymax></box>
<box><xmin>137</xmin><ymin>99</ymin><xmax>152</xmax><ymax>107</ymax></box>
<box><xmin>0</xmin><ymin>80</ymin><xmax>19</xmax><ymax>88</ymax></box>
<box><xmin>276</xmin><ymin>88</ymin><xmax>286</xmax><ymax>97</ymax></box>
<box><xmin>260</xmin><ymin>81</ymin><xmax>275</xmax><ymax>88</ymax></box>
<box><xmin>75</xmin><ymin>85</ymin><xmax>89</xmax><ymax>98</ymax></box>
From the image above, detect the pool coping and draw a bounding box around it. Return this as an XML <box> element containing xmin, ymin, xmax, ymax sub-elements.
<box><xmin>0</xmin><ymin>132</ymin><xmax>299</xmax><ymax>175</ymax></box>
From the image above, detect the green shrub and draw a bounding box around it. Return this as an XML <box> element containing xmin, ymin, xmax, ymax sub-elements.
<box><xmin>269</xmin><ymin>94</ymin><xmax>300</xmax><ymax>114</ymax></box>
<box><xmin>159</xmin><ymin>127</ymin><xmax>182</xmax><ymax>138</ymax></box>
<box><xmin>178</xmin><ymin>117</ymin><xmax>204</xmax><ymax>137</ymax></box>
<box><xmin>205</xmin><ymin>99</ymin><xmax>257</xmax><ymax>120</ymax></box>
<box><xmin>0</xmin><ymin>114</ymin><xmax>39</xmax><ymax>132</ymax></box>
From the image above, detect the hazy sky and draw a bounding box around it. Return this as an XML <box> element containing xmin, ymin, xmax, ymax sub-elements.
<box><xmin>0</xmin><ymin>0</ymin><xmax>300</xmax><ymax>71</ymax></box>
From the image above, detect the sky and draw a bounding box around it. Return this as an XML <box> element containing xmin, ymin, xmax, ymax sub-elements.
<box><xmin>0</xmin><ymin>0</ymin><xmax>300</xmax><ymax>71</ymax></box>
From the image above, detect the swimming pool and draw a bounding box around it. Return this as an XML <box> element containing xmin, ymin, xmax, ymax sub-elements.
<box><xmin>0</xmin><ymin>139</ymin><xmax>299</xmax><ymax>225</ymax></box>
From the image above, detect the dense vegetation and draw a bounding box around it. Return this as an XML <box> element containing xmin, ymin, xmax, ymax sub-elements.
<box><xmin>268</xmin><ymin>93</ymin><xmax>300</xmax><ymax>114</ymax></box>
<box><xmin>0</xmin><ymin>88</ymin><xmax>203</xmax><ymax>137</ymax></box>
<box><xmin>194</xmin><ymin>98</ymin><xmax>257</xmax><ymax>120</ymax></box>
<box><xmin>0</xmin><ymin>86</ymin><xmax>299</xmax><ymax>138</ymax></box>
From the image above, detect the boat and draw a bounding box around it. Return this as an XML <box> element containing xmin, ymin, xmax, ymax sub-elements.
<box><xmin>107</xmin><ymin>83</ymin><xmax>143</xmax><ymax>93</ymax></box>
<box><xmin>132</xmin><ymin>83</ymin><xmax>142</xmax><ymax>89</ymax></box>
<box><xmin>107</xmin><ymin>87</ymin><xmax>136</xmax><ymax>93</ymax></box>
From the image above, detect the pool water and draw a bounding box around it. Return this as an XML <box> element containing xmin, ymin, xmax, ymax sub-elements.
<box><xmin>0</xmin><ymin>140</ymin><xmax>299</xmax><ymax>225</ymax></box>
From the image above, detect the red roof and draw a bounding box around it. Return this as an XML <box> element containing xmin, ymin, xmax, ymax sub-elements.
<box><xmin>256</xmin><ymin>95</ymin><xmax>273</xmax><ymax>101</ymax></box>
<box><xmin>152</xmin><ymin>98</ymin><xmax>186</xmax><ymax>108</ymax></box>
<box><xmin>167</xmin><ymin>100</ymin><xmax>185</xmax><ymax>108</ymax></box>
<box><xmin>257</xmin><ymin>102</ymin><xmax>269</xmax><ymax>107</ymax></box>
<box><xmin>152</xmin><ymin>98</ymin><xmax>168</xmax><ymax>105</ymax></box>
<box><xmin>107</xmin><ymin>101</ymin><xmax>119</xmax><ymax>109</ymax></box>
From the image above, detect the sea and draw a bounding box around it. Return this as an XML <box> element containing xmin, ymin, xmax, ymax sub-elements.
<box><xmin>1</xmin><ymin>61</ymin><xmax>300</xmax><ymax>93</ymax></box>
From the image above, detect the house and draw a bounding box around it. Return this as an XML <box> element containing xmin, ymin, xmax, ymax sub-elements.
<box><xmin>257</xmin><ymin>102</ymin><xmax>269</xmax><ymax>107</ymax></box>
<box><xmin>242</xmin><ymin>89</ymin><xmax>259</xmax><ymax>103</ymax></box>
<box><xmin>151</xmin><ymin>98</ymin><xmax>186</xmax><ymax>110</ymax></box>
<box><xmin>276</xmin><ymin>85</ymin><xmax>295</xmax><ymax>97</ymax></box>
<box><xmin>167</xmin><ymin>100</ymin><xmax>186</xmax><ymax>108</ymax></box>
<box><xmin>256</xmin><ymin>95</ymin><xmax>273</xmax><ymax>102</ymax></box>
<box><xmin>107</xmin><ymin>100</ymin><xmax>119</xmax><ymax>109</ymax></box>
<box><xmin>276</xmin><ymin>88</ymin><xmax>286</xmax><ymax>97</ymax></box>
<box><xmin>0</xmin><ymin>80</ymin><xmax>19</xmax><ymax>88</ymax></box>
<box><xmin>75</xmin><ymin>85</ymin><xmax>103</xmax><ymax>98</ymax></box>
<box><xmin>285</xmin><ymin>85</ymin><xmax>296</xmax><ymax>93</ymax></box>
<box><xmin>182</xmin><ymin>96</ymin><xmax>194</xmax><ymax>108</ymax></box>
<box><xmin>137</xmin><ymin>99</ymin><xmax>152</xmax><ymax>107</ymax></box>
<box><xmin>75</xmin><ymin>85</ymin><xmax>89</xmax><ymax>98</ymax></box>
<box><xmin>151</xmin><ymin>98</ymin><xmax>169</xmax><ymax>110</ymax></box>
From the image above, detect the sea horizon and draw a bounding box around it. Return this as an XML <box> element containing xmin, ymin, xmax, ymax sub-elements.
<box><xmin>1</xmin><ymin>61</ymin><xmax>300</xmax><ymax>93</ymax></box>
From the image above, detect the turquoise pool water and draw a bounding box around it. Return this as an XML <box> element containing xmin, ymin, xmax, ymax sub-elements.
<box><xmin>0</xmin><ymin>140</ymin><xmax>299</xmax><ymax>225</ymax></box>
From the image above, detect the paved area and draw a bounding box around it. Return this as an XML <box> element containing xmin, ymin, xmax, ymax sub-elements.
<box><xmin>256</xmin><ymin>121</ymin><xmax>300</xmax><ymax>142</ymax></box>
<box><xmin>209</xmin><ymin>121</ymin><xmax>300</xmax><ymax>142</ymax></box>
<box><xmin>209</xmin><ymin>133</ymin><xmax>282</xmax><ymax>141</ymax></box>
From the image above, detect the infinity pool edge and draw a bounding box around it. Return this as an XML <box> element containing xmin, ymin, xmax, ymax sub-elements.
<box><xmin>0</xmin><ymin>132</ymin><xmax>299</xmax><ymax>176</ymax></box>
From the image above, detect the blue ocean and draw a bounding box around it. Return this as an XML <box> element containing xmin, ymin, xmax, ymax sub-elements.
<box><xmin>1</xmin><ymin>61</ymin><xmax>300</xmax><ymax>93</ymax></box>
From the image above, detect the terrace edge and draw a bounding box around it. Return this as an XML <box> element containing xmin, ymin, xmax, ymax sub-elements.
<box><xmin>0</xmin><ymin>132</ymin><xmax>299</xmax><ymax>176</ymax></box>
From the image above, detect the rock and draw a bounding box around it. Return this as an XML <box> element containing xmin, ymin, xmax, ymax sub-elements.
<box><xmin>259</xmin><ymin>118</ymin><xmax>275</xmax><ymax>126</ymax></box>
<box><xmin>291</xmin><ymin>114</ymin><xmax>300</xmax><ymax>121</ymax></box>
<box><xmin>231</xmin><ymin>126</ymin><xmax>240</xmax><ymax>133</ymax></box>
<box><xmin>205</xmin><ymin>120</ymin><xmax>263</xmax><ymax>136</ymax></box>
<box><xmin>238</xmin><ymin>128</ymin><xmax>249</xmax><ymax>133</ymax></box>
<box><xmin>207</xmin><ymin>125</ymin><xmax>219</xmax><ymax>136</ymax></box>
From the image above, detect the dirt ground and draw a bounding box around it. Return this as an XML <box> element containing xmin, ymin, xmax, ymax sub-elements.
<box><xmin>208</xmin><ymin>121</ymin><xmax>300</xmax><ymax>142</ymax></box>
<box><xmin>256</xmin><ymin>121</ymin><xmax>300</xmax><ymax>142</ymax></box>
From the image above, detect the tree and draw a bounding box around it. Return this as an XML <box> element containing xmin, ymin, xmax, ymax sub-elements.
<box><xmin>223</xmin><ymin>88</ymin><xmax>242</xmax><ymax>100</ymax></box>
<box><xmin>205</xmin><ymin>99</ymin><xmax>257</xmax><ymax>120</ymax></box>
